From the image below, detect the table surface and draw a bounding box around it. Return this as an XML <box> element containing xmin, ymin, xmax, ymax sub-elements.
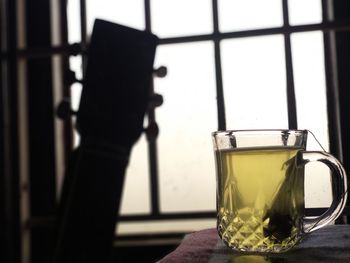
<box><xmin>158</xmin><ymin>225</ymin><xmax>350</xmax><ymax>263</ymax></box>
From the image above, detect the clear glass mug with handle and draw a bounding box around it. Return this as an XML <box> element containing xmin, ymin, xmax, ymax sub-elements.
<box><xmin>212</xmin><ymin>129</ymin><xmax>348</xmax><ymax>253</ymax></box>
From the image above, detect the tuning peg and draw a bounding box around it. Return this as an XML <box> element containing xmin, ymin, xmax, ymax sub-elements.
<box><xmin>153</xmin><ymin>66</ymin><xmax>167</xmax><ymax>78</ymax></box>
<box><xmin>56</xmin><ymin>99</ymin><xmax>77</xmax><ymax>120</ymax></box>
<box><xmin>65</xmin><ymin>69</ymin><xmax>83</xmax><ymax>86</ymax></box>
<box><xmin>69</xmin><ymin>42</ymin><xmax>84</xmax><ymax>56</ymax></box>
<box><xmin>148</xmin><ymin>93</ymin><xmax>163</xmax><ymax>109</ymax></box>
<box><xmin>144</xmin><ymin>121</ymin><xmax>159</xmax><ymax>140</ymax></box>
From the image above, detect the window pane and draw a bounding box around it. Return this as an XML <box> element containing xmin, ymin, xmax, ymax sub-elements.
<box><xmin>221</xmin><ymin>35</ymin><xmax>288</xmax><ymax>129</ymax></box>
<box><xmin>154</xmin><ymin>42</ymin><xmax>217</xmax><ymax>213</ymax></box>
<box><xmin>67</xmin><ymin>0</ymin><xmax>81</xmax><ymax>43</ymax></box>
<box><xmin>69</xmin><ymin>55</ymin><xmax>83</xmax><ymax>148</ymax></box>
<box><xmin>288</xmin><ymin>0</ymin><xmax>322</xmax><ymax>26</ymax></box>
<box><xmin>86</xmin><ymin>0</ymin><xmax>145</xmax><ymax>36</ymax></box>
<box><xmin>151</xmin><ymin>0</ymin><xmax>213</xmax><ymax>37</ymax></box>
<box><xmin>120</xmin><ymin>135</ymin><xmax>151</xmax><ymax>214</ymax></box>
<box><xmin>291</xmin><ymin>31</ymin><xmax>331</xmax><ymax>208</ymax></box>
<box><xmin>219</xmin><ymin>0</ymin><xmax>283</xmax><ymax>32</ymax></box>
<box><xmin>291</xmin><ymin>32</ymin><xmax>328</xmax><ymax>150</ymax></box>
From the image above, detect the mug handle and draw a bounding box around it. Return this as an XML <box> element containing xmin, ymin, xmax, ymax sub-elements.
<box><xmin>296</xmin><ymin>151</ymin><xmax>348</xmax><ymax>233</ymax></box>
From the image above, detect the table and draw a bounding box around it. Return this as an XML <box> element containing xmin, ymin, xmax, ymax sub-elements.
<box><xmin>158</xmin><ymin>225</ymin><xmax>350</xmax><ymax>263</ymax></box>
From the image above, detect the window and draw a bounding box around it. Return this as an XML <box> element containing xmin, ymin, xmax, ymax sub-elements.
<box><xmin>2</xmin><ymin>1</ymin><xmax>350</xmax><ymax>262</ymax></box>
<box><xmin>66</xmin><ymin>0</ymin><xmax>345</xmax><ymax>237</ymax></box>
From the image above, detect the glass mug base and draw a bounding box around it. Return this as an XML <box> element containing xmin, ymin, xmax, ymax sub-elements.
<box><xmin>218</xmin><ymin>219</ymin><xmax>302</xmax><ymax>253</ymax></box>
<box><xmin>217</xmin><ymin>208</ymin><xmax>303</xmax><ymax>253</ymax></box>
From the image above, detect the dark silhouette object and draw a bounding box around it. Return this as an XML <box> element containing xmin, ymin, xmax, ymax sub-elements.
<box><xmin>53</xmin><ymin>19</ymin><xmax>158</xmax><ymax>263</ymax></box>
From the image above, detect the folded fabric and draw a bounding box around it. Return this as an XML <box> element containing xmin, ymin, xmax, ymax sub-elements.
<box><xmin>159</xmin><ymin>225</ymin><xmax>350</xmax><ymax>263</ymax></box>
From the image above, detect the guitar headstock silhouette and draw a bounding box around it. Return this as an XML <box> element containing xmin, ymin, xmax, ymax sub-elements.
<box><xmin>77</xmin><ymin>19</ymin><xmax>159</xmax><ymax>149</ymax></box>
<box><xmin>53</xmin><ymin>19</ymin><xmax>159</xmax><ymax>263</ymax></box>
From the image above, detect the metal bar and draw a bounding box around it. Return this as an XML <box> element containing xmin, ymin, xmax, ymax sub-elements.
<box><xmin>144</xmin><ymin>0</ymin><xmax>151</xmax><ymax>31</ymax></box>
<box><xmin>27</xmin><ymin>211</ymin><xmax>216</xmax><ymax>228</ymax></box>
<box><xmin>322</xmin><ymin>0</ymin><xmax>347</xmax><ymax>224</ymax></box>
<box><xmin>159</xmin><ymin>20</ymin><xmax>350</xmax><ymax>45</ymax></box>
<box><xmin>212</xmin><ymin>0</ymin><xmax>226</xmax><ymax>130</ymax></box>
<box><xmin>114</xmin><ymin>233</ymin><xmax>184</xmax><ymax>247</ymax></box>
<box><xmin>147</xmin><ymin>134</ymin><xmax>160</xmax><ymax>215</ymax></box>
<box><xmin>24</xmin><ymin>205</ymin><xmax>350</xmax><ymax>229</ymax></box>
<box><xmin>118</xmin><ymin>211</ymin><xmax>216</xmax><ymax>221</ymax></box>
<box><xmin>0</xmin><ymin>43</ymin><xmax>82</xmax><ymax>60</ymax></box>
<box><xmin>2</xmin><ymin>21</ymin><xmax>350</xmax><ymax>60</ymax></box>
<box><xmin>282</xmin><ymin>0</ymin><xmax>298</xmax><ymax>129</ymax></box>
<box><xmin>79</xmin><ymin>0</ymin><xmax>88</xmax><ymax>75</ymax></box>
<box><xmin>322</xmin><ymin>0</ymin><xmax>343</xmax><ymax>161</ymax></box>
<box><xmin>114</xmin><ymin>238</ymin><xmax>182</xmax><ymax>247</ymax></box>
<box><xmin>26</xmin><ymin>0</ymin><xmax>60</xmax><ymax>260</ymax></box>
<box><xmin>114</xmin><ymin>232</ymin><xmax>185</xmax><ymax>242</ymax></box>
<box><xmin>59</xmin><ymin>0</ymin><xmax>75</xmax><ymax>163</ymax></box>
<box><xmin>144</xmin><ymin>0</ymin><xmax>160</xmax><ymax>215</ymax></box>
<box><xmin>2</xmin><ymin>0</ymin><xmax>21</xmax><ymax>261</ymax></box>
<box><xmin>118</xmin><ymin>206</ymin><xmax>349</xmax><ymax>221</ymax></box>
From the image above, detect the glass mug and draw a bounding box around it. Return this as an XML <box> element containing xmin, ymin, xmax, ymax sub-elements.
<box><xmin>212</xmin><ymin>130</ymin><xmax>348</xmax><ymax>253</ymax></box>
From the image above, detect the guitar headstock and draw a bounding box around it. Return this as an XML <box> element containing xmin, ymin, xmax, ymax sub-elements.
<box><xmin>76</xmin><ymin>19</ymin><xmax>159</xmax><ymax>149</ymax></box>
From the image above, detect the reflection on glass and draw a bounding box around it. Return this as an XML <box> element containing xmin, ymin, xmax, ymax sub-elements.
<box><xmin>154</xmin><ymin>42</ymin><xmax>217</xmax><ymax>212</ymax></box>
<box><xmin>221</xmin><ymin>35</ymin><xmax>288</xmax><ymax>130</ymax></box>
<box><xmin>288</xmin><ymin>0</ymin><xmax>322</xmax><ymax>26</ymax></box>
<box><xmin>86</xmin><ymin>0</ymin><xmax>145</xmax><ymax>35</ymax></box>
<box><xmin>219</xmin><ymin>0</ymin><xmax>283</xmax><ymax>32</ymax></box>
<box><xmin>151</xmin><ymin>0</ymin><xmax>213</xmax><ymax>37</ymax></box>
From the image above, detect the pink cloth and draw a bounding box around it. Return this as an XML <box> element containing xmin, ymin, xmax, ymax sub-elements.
<box><xmin>158</xmin><ymin>229</ymin><xmax>219</xmax><ymax>263</ymax></box>
<box><xmin>158</xmin><ymin>225</ymin><xmax>350</xmax><ymax>263</ymax></box>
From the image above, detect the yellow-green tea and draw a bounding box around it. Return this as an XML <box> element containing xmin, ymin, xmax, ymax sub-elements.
<box><xmin>216</xmin><ymin>147</ymin><xmax>305</xmax><ymax>253</ymax></box>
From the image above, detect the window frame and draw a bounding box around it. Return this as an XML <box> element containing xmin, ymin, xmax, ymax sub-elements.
<box><xmin>1</xmin><ymin>1</ymin><xmax>350</xmax><ymax>259</ymax></box>
<box><xmin>111</xmin><ymin>0</ymin><xmax>350</xmax><ymax>228</ymax></box>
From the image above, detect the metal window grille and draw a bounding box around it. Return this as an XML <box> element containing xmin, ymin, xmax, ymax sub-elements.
<box><xmin>110</xmin><ymin>0</ymin><xmax>350</xmax><ymax>227</ymax></box>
